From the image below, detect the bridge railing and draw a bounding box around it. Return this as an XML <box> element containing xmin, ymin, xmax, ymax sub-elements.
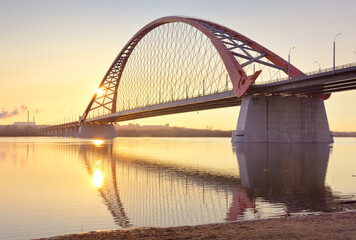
<box><xmin>255</xmin><ymin>62</ymin><xmax>356</xmax><ymax>85</ymax></box>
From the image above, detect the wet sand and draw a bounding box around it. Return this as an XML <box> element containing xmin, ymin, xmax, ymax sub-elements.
<box><xmin>36</xmin><ymin>212</ymin><xmax>356</xmax><ymax>240</ymax></box>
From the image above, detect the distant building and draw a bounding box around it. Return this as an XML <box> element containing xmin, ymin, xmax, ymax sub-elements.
<box><xmin>11</xmin><ymin>110</ymin><xmax>37</xmax><ymax>128</ymax></box>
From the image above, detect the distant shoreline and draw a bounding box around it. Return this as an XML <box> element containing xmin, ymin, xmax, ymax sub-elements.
<box><xmin>1</xmin><ymin>124</ymin><xmax>356</xmax><ymax>137</ymax></box>
<box><xmin>332</xmin><ymin>131</ymin><xmax>356</xmax><ymax>137</ymax></box>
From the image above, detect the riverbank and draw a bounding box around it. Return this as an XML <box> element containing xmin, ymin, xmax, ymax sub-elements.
<box><xmin>36</xmin><ymin>211</ymin><xmax>356</xmax><ymax>240</ymax></box>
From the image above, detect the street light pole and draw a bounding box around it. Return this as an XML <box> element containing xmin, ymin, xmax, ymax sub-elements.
<box><xmin>315</xmin><ymin>60</ymin><xmax>321</xmax><ymax>72</ymax></box>
<box><xmin>333</xmin><ymin>33</ymin><xmax>341</xmax><ymax>73</ymax></box>
<box><xmin>288</xmin><ymin>47</ymin><xmax>295</xmax><ymax>81</ymax></box>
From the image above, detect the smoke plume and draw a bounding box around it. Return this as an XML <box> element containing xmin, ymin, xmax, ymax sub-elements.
<box><xmin>20</xmin><ymin>105</ymin><xmax>28</xmax><ymax>111</ymax></box>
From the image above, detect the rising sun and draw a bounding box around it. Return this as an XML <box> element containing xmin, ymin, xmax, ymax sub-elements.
<box><xmin>95</xmin><ymin>87</ymin><xmax>105</xmax><ymax>96</ymax></box>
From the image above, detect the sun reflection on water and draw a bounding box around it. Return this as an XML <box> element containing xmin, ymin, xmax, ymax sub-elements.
<box><xmin>93</xmin><ymin>160</ymin><xmax>103</xmax><ymax>188</ymax></box>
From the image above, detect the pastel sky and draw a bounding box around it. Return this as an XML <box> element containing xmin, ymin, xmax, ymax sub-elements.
<box><xmin>0</xmin><ymin>0</ymin><xmax>355</xmax><ymax>130</ymax></box>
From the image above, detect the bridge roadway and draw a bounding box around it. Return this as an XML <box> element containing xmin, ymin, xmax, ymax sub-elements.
<box><xmin>86</xmin><ymin>64</ymin><xmax>356</xmax><ymax>124</ymax></box>
<box><xmin>251</xmin><ymin>64</ymin><xmax>356</xmax><ymax>96</ymax></box>
<box><xmin>44</xmin><ymin>64</ymin><xmax>356</xmax><ymax>131</ymax></box>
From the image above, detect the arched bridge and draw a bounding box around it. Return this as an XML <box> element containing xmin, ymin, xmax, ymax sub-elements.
<box><xmin>42</xmin><ymin>16</ymin><xmax>356</xmax><ymax>142</ymax></box>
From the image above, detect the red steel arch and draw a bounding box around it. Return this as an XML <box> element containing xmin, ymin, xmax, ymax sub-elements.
<box><xmin>81</xmin><ymin>16</ymin><xmax>306</xmax><ymax>123</ymax></box>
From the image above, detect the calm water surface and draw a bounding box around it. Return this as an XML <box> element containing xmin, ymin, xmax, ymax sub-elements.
<box><xmin>0</xmin><ymin>137</ymin><xmax>355</xmax><ymax>239</ymax></box>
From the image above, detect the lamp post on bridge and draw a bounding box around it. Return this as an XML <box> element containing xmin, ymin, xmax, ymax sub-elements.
<box><xmin>333</xmin><ymin>33</ymin><xmax>341</xmax><ymax>73</ymax></box>
<box><xmin>288</xmin><ymin>47</ymin><xmax>295</xmax><ymax>82</ymax></box>
<box><xmin>315</xmin><ymin>61</ymin><xmax>321</xmax><ymax>73</ymax></box>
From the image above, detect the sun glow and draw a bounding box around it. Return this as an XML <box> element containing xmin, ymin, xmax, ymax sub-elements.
<box><xmin>93</xmin><ymin>160</ymin><xmax>103</xmax><ymax>188</ymax></box>
<box><xmin>95</xmin><ymin>87</ymin><xmax>105</xmax><ymax>96</ymax></box>
<box><xmin>91</xmin><ymin>139</ymin><xmax>104</xmax><ymax>146</ymax></box>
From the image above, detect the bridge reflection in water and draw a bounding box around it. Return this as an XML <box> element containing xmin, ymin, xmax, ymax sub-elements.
<box><xmin>79</xmin><ymin>139</ymin><xmax>333</xmax><ymax>228</ymax></box>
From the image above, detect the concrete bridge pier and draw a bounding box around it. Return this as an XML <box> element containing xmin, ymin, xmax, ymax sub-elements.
<box><xmin>73</xmin><ymin>126</ymin><xmax>79</xmax><ymax>137</ymax></box>
<box><xmin>232</xmin><ymin>95</ymin><xmax>334</xmax><ymax>143</ymax></box>
<box><xmin>70</xmin><ymin>126</ymin><xmax>77</xmax><ymax>137</ymax></box>
<box><xmin>64</xmin><ymin>127</ymin><xmax>69</xmax><ymax>137</ymax></box>
<box><xmin>68</xmin><ymin>127</ymin><xmax>73</xmax><ymax>137</ymax></box>
<box><xmin>78</xmin><ymin>124</ymin><xmax>117</xmax><ymax>139</ymax></box>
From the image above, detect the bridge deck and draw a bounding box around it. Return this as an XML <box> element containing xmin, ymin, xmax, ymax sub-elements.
<box><xmin>88</xmin><ymin>65</ymin><xmax>356</xmax><ymax>124</ymax></box>
<box><xmin>252</xmin><ymin>65</ymin><xmax>356</xmax><ymax>96</ymax></box>
<box><xmin>88</xmin><ymin>90</ymin><xmax>240</xmax><ymax>124</ymax></box>
<box><xmin>42</xmin><ymin>65</ymin><xmax>356</xmax><ymax>130</ymax></box>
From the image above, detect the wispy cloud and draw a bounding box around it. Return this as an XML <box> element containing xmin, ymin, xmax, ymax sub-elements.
<box><xmin>0</xmin><ymin>109</ymin><xmax>9</xmax><ymax>118</ymax></box>
<box><xmin>0</xmin><ymin>105</ymin><xmax>28</xmax><ymax>119</ymax></box>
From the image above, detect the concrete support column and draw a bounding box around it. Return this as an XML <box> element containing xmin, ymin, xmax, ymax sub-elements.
<box><xmin>78</xmin><ymin>124</ymin><xmax>117</xmax><ymax>139</ymax></box>
<box><xmin>64</xmin><ymin>128</ymin><xmax>68</xmax><ymax>137</ymax></box>
<box><xmin>73</xmin><ymin>126</ymin><xmax>79</xmax><ymax>137</ymax></box>
<box><xmin>232</xmin><ymin>95</ymin><xmax>333</xmax><ymax>143</ymax></box>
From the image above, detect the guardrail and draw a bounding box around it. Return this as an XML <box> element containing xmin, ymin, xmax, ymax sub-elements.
<box><xmin>255</xmin><ymin>62</ymin><xmax>356</xmax><ymax>85</ymax></box>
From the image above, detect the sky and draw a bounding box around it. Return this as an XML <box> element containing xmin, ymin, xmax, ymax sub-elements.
<box><xmin>0</xmin><ymin>0</ymin><xmax>355</xmax><ymax>131</ymax></box>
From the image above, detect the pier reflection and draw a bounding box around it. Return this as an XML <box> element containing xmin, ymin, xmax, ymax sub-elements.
<box><xmin>234</xmin><ymin>143</ymin><xmax>333</xmax><ymax>215</ymax></box>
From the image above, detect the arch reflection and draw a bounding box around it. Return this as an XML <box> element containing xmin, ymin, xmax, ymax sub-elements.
<box><xmin>78</xmin><ymin>139</ymin><xmax>336</xmax><ymax>229</ymax></box>
<box><xmin>81</xmin><ymin>142</ymin><xmax>131</xmax><ymax>228</ymax></box>
<box><xmin>79</xmin><ymin>139</ymin><xmax>254</xmax><ymax>228</ymax></box>
<box><xmin>234</xmin><ymin>143</ymin><xmax>333</xmax><ymax>214</ymax></box>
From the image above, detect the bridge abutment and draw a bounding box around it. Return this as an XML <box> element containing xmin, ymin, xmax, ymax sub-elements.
<box><xmin>232</xmin><ymin>95</ymin><xmax>333</xmax><ymax>143</ymax></box>
<box><xmin>78</xmin><ymin>124</ymin><xmax>117</xmax><ymax>139</ymax></box>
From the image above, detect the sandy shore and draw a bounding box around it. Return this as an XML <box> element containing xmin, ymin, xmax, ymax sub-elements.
<box><xmin>36</xmin><ymin>211</ymin><xmax>356</xmax><ymax>240</ymax></box>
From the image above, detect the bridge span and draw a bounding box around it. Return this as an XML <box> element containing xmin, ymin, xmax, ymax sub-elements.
<box><xmin>41</xmin><ymin>16</ymin><xmax>356</xmax><ymax>142</ymax></box>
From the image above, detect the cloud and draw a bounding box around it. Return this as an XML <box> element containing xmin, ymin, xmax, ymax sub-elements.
<box><xmin>0</xmin><ymin>109</ymin><xmax>9</xmax><ymax>118</ymax></box>
<box><xmin>0</xmin><ymin>105</ymin><xmax>28</xmax><ymax>119</ymax></box>
<box><xmin>8</xmin><ymin>108</ymin><xmax>19</xmax><ymax>117</ymax></box>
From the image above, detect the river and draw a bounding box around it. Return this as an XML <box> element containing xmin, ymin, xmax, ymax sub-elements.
<box><xmin>0</xmin><ymin>137</ymin><xmax>355</xmax><ymax>239</ymax></box>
